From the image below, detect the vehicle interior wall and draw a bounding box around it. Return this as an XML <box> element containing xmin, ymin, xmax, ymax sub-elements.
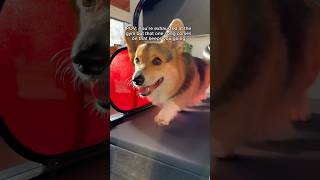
<box><xmin>185</xmin><ymin>35</ymin><xmax>210</xmax><ymax>59</ymax></box>
<box><xmin>110</xmin><ymin>0</ymin><xmax>142</xmax><ymax>25</ymax></box>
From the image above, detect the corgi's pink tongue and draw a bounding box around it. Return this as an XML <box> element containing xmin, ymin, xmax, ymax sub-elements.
<box><xmin>137</xmin><ymin>77</ymin><xmax>164</xmax><ymax>96</ymax></box>
<box><xmin>138</xmin><ymin>85</ymin><xmax>156</xmax><ymax>96</ymax></box>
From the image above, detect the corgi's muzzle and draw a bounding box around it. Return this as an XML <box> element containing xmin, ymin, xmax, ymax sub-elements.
<box><xmin>133</xmin><ymin>75</ymin><xmax>164</xmax><ymax>97</ymax></box>
<box><xmin>72</xmin><ymin>43</ymin><xmax>107</xmax><ymax>75</ymax></box>
<box><xmin>132</xmin><ymin>73</ymin><xmax>145</xmax><ymax>86</ymax></box>
<box><xmin>71</xmin><ymin>17</ymin><xmax>108</xmax><ymax>80</ymax></box>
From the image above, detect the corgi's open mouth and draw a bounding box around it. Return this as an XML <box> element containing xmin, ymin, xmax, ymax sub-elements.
<box><xmin>138</xmin><ymin>77</ymin><xmax>164</xmax><ymax>96</ymax></box>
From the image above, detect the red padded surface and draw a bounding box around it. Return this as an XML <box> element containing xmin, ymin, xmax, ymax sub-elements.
<box><xmin>110</xmin><ymin>49</ymin><xmax>150</xmax><ymax>112</ymax></box>
<box><xmin>0</xmin><ymin>0</ymin><xmax>108</xmax><ymax>155</ymax></box>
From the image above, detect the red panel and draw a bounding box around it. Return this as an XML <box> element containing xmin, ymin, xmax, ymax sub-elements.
<box><xmin>0</xmin><ymin>0</ymin><xmax>108</xmax><ymax>155</ymax></box>
<box><xmin>110</xmin><ymin>49</ymin><xmax>150</xmax><ymax>112</ymax></box>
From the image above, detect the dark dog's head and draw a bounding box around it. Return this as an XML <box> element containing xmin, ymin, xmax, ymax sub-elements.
<box><xmin>71</xmin><ymin>0</ymin><xmax>108</xmax><ymax>81</ymax></box>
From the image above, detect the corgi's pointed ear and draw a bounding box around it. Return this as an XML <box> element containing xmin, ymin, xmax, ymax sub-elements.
<box><xmin>125</xmin><ymin>26</ymin><xmax>144</xmax><ymax>62</ymax></box>
<box><xmin>160</xmin><ymin>19</ymin><xmax>185</xmax><ymax>53</ymax></box>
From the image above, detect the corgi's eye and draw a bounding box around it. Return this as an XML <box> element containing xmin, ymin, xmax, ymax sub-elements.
<box><xmin>152</xmin><ymin>57</ymin><xmax>162</xmax><ymax>65</ymax></box>
<box><xmin>82</xmin><ymin>0</ymin><xmax>96</xmax><ymax>8</ymax></box>
<box><xmin>135</xmin><ymin>58</ymin><xmax>140</xmax><ymax>64</ymax></box>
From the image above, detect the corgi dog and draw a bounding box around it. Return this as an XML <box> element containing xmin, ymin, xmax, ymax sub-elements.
<box><xmin>50</xmin><ymin>0</ymin><xmax>110</xmax><ymax>112</ymax></box>
<box><xmin>71</xmin><ymin>0</ymin><xmax>108</xmax><ymax>81</ymax></box>
<box><xmin>51</xmin><ymin>0</ymin><xmax>108</xmax><ymax>111</ymax></box>
<box><xmin>125</xmin><ymin>19</ymin><xmax>210</xmax><ymax>126</ymax></box>
<box><xmin>212</xmin><ymin>0</ymin><xmax>320</xmax><ymax>158</ymax></box>
<box><xmin>71</xmin><ymin>0</ymin><xmax>108</xmax><ymax>110</ymax></box>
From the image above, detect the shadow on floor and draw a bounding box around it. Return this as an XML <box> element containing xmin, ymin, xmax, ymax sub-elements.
<box><xmin>213</xmin><ymin>114</ymin><xmax>320</xmax><ymax>180</ymax></box>
<box><xmin>32</xmin><ymin>152</ymin><xmax>109</xmax><ymax>180</ymax></box>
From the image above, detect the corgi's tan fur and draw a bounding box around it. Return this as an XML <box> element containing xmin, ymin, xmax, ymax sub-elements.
<box><xmin>212</xmin><ymin>0</ymin><xmax>320</xmax><ymax>158</ymax></box>
<box><xmin>125</xmin><ymin>19</ymin><xmax>210</xmax><ymax>125</ymax></box>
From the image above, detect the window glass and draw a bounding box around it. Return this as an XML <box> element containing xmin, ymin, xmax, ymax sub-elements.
<box><xmin>110</xmin><ymin>18</ymin><xmax>130</xmax><ymax>47</ymax></box>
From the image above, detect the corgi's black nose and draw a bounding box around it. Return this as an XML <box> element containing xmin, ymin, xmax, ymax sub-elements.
<box><xmin>73</xmin><ymin>43</ymin><xmax>107</xmax><ymax>75</ymax></box>
<box><xmin>133</xmin><ymin>74</ymin><xmax>144</xmax><ymax>86</ymax></box>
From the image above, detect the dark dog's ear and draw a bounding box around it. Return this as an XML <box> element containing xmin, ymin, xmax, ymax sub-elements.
<box><xmin>160</xmin><ymin>19</ymin><xmax>185</xmax><ymax>53</ymax></box>
<box><xmin>125</xmin><ymin>26</ymin><xmax>144</xmax><ymax>62</ymax></box>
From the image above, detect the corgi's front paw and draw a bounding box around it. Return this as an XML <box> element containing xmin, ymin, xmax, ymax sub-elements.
<box><xmin>154</xmin><ymin>102</ymin><xmax>180</xmax><ymax>126</ymax></box>
<box><xmin>290</xmin><ymin>97</ymin><xmax>309</xmax><ymax>121</ymax></box>
<box><xmin>154</xmin><ymin>112</ymin><xmax>173</xmax><ymax>126</ymax></box>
